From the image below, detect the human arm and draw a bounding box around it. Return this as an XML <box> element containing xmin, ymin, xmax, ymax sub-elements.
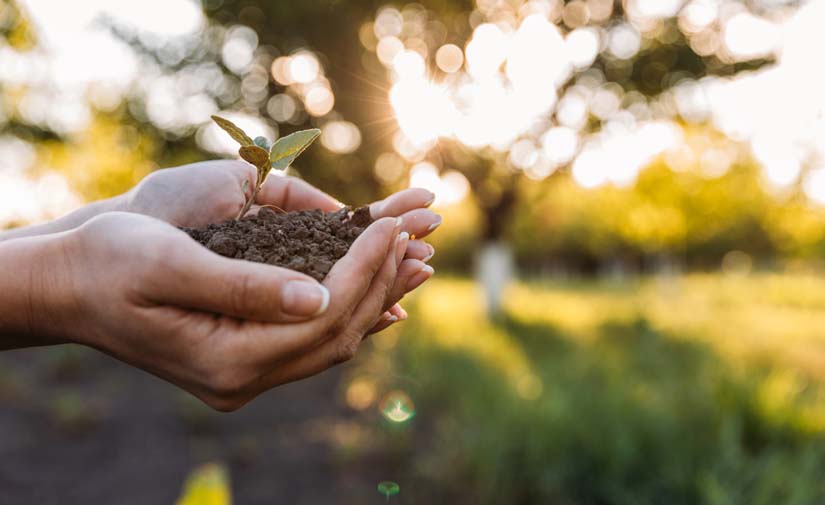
<box><xmin>0</xmin><ymin>212</ymin><xmax>408</xmax><ymax>410</ymax></box>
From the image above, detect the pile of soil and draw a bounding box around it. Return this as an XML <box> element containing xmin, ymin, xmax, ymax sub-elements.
<box><xmin>183</xmin><ymin>206</ymin><xmax>373</xmax><ymax>282</ymax></box>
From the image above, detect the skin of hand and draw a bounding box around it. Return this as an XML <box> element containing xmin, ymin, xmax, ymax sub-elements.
<box><xmin>123</xmin><ymin>160</ymin><xmax>441</xmax><ymax>329</ymax></box>
<box><xmin>0</xmin><ymin>161</ymin><xmax>441</xmax><ymax>410</ymax></box>
<box><xmin>0</xmin><ymin>160</ymin><xmax>441</xmax><ymax>330</ymax></box>
<box><xmin>0</xmin><ymin>211</ymin><xmax>412</xmax><ymax>411</ymax></box>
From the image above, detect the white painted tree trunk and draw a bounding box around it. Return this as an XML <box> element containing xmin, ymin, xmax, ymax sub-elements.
<box><xmin>475</xmin><ymin>240</ymin><xmax>515</xmax><ymax>318</ymax></box>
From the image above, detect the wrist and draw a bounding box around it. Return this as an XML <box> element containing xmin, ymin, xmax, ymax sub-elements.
<box><xmin>0</xmin><ymin>231</ymin><xmax>83</xmax><ymax>349</ymax></box>
<box><xmin>0</xmin><ymin>194</ymin><xmax>127</xmax><ymax>243</ymax></box>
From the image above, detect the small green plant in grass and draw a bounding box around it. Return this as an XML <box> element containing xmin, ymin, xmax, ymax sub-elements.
<box><xmin>211</xmin><ymin>115</ymin><xmax>321</xmax><ymax>218</ymax></box>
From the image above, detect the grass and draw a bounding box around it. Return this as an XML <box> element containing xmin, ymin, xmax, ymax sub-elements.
<box><xmin>351</xmin><ymin>274</ymin><xmax>825</xmax><ymax>505</ymax></box>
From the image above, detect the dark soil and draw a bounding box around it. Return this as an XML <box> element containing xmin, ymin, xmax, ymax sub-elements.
<box><xmin>182</xmin><ymin>206</ymin><xmax>373</xmax><ymax>282</ymax></box>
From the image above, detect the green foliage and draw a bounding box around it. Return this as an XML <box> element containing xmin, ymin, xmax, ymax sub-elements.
<box><xmin>210</xmin><ymin>116</ymin><xmax>253</xmax><ymax>147</ymax></box>
<box><xmin>211</xmin><ymin>116</ymin><xmax>320</xmax><ymax>217</ymax></box>
<box><xmin>502</xmin><ymin>158</ymin><xmax>825</xmax><ymax>271</ymax></box>
<box><xmin>367</xmin><ymin>277</ymin><xmax>825</xmax><ymax>504</ymax></box>
<box><xmin>253</xmin><ymin>136</ymin><xmax>270</xmax><ymax>150</ymax></box>
<box><xmin>269</xmin><ymin>129</ymin><xmax>322</xmax><ymax>172</ymax></box>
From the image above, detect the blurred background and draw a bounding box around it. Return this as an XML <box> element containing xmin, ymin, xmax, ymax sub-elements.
<box><xmin>2</xmin><ymin>0</ymin><xmax>825</xmax><ymax>503</ymax></box>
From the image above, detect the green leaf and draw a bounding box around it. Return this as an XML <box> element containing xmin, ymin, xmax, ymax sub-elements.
<box><xmin>211</xmin><ymin>115</ymin><xmax>253</xmax><ymax>147</ymax></box>
<box><xmin>253</xmin><ymin>136</ymin><xmax>270</xmax><ymax>150</ymax></box>
<box><xmin>269</xmin><ymin>129</ymin><xmax>321</xmax><ymax>174</ymax></box>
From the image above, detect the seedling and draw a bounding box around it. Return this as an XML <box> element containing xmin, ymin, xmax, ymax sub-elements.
<box><xmin>211</xmin><ymin>115</ymin><xmax>321</xmax><ymax>218</ymax></box>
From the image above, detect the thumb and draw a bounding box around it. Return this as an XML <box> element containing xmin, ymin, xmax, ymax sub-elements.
<box><xmin>146</xmin><ymin>241</ymin><xmax>329</xmax><ymax>323</ymax></box>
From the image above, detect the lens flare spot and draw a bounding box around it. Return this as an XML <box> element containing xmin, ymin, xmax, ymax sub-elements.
<box><xmin>379</xmin><ymin>390</ymin><xmax>415</xmax><ymax>423</ymax></box>
<box><xmin>377</xmin><ymin>481</ymin><xmax>400</xmax><ymax>501</ymax></box>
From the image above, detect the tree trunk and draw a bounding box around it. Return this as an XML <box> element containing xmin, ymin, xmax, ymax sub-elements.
<box><xmin>474</xmin><ymin>185</ymin><xmax>517</xmax><ymax>319</ymax></box>
<box><xmin>475</xmin><ymin>240</ymin><xmax>514</xmax><ymax>319</ymax></box>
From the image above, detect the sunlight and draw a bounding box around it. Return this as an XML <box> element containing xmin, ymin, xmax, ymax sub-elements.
<box><xmin>465</xmin><ymin>23</ymin><xmax>508</xmax><ymax>78</ymax></box>
<box><xmin>723</xmin><ymin>12</ymin><xmax>780</xmax><ymax>60</ymax></box>
<box><xmin>408</xmin><ymin>162</ymin><xmax>469</xmax><ymax>207</ymax></box>
<box><xmin>0</xmin><ymin>172</ymin><xmax>80</xmax><ymax>226</ymax></box>
<box><xmin>573</xmin><ymin>121</ymin><xmax>681</xmax><ymax>188</ymax></box>
<box><xmin>390</xmin><ymin>79</ymin><xmax>456</xmax><ymax>145</ymax></box>
<box><xmin>803</xmin><ymin>168</ymin><xmax>825</xmax><ymax>205</ymax></box>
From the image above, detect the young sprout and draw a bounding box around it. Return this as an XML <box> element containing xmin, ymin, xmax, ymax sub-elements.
<box><xmin>211</xmin><ymin>115</ymin><xmax>321</xmax><ymax>218</ymax></box>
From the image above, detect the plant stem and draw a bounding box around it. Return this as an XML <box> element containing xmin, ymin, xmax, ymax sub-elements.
<box><xmin>237</xmin><ymin>186</ymin><xmax>259</xmax><ymax>219</ymax></box>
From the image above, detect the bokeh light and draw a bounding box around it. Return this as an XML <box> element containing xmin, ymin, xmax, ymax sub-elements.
<box><xmin>435</xmin><ymin>43</ymin><xmax>463</xmax><ymax>73</ymax></box>
<box><xmin>304</xmin><ymin>86</ymin><xmax>334</xmax><ymax>117</ymax></box>
<box><xmin>288</xmin><ymin>51</ymin><xmax>320</xmax><ymax>84</ymax></box>
<box><xmin>321</xmin><ymin>121</ymin><xmax>362</xmax><ymax>154</ymax></box>
<box><xmin>721</xmin><ymin>250</ymin><xmax>753</xmax><ymax>277</ymax></box>
<box><xmin>267</xmin><ymin>94</ymin><xmax>299</xmax><ymax>122</ymax></box>
<box><xmin>346</xmin><ymin>378</ymin><xmax>378</xmax><ymax>411</ymax></box>
<box><xmin>408</xmin><ymin>162</ymin><xmax>470</xmax><ymax>207</ymax></box>
<box><xmin>221</xmin><ymin>25</ymin><xmax>258</xmax><ymax>75</ymax></box>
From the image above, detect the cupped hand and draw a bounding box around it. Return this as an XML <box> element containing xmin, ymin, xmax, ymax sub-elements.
<box><xmin>124</xmin><ymin>160</ymin><xmax>442</xmax><ymax>329</ymax></box>
<box><xmin>57</xmin><ymin>212</ymin><xmax>410</xmax><ymax>410</ymax></box>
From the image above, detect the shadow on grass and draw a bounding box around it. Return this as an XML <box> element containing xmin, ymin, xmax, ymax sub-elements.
<box><xmin>381</xmin><ymin>310</ymin><xmax>825</xmax><ymax>505</ymax></box>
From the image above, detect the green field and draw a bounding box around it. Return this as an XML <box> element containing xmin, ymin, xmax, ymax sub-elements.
<box><xmin>350</xmin><ymin>274</ymin><xmax>825</xmax><ymax>505</ymax></box>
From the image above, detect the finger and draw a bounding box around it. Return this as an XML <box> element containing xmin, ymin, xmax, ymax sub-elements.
<box><xmin>367</xmin><ymin>303</ymin><xmax>407</xmax><ymax>334</ymax></box>
<box><xmin>370</xmin><ymin>188</ymin><xmax>434</xmax><ymax>219</ymax></box>
<box><xmin>146</xmin><ymin>239</ymin><xmax>330</xmax><ymax>324</ymax></box>
<box><xmin>382</xmin><ymin>259</ymin><xmax>433</xmax><ymax>313</ymax></box>
<box><xmin>405</xmin><ymin>240</ymin><xmax>434</xmax><ymax>262</ymax></box>
<box><xmin>264</xmin><ymin>227</ymin><xmax>403</xmax><ymax>384</ymax></box>
<box><xmin>389</xmin><ymin>303</ymin><xmax>408</xmax><ymax>320</ymax></box>
<box><xmin>395</xmin><ymin>208</ymin><xmax>442</xmax><ymax>239</ymax></box>
<box><xmin>221</xmin><ymin>160</ymin><xmax>257</xmax><ymax>196</ymax></box>
<box><xmin>257</xmin><ymin>175</ymin><xmax>341</xmax><ymax>212</ymax></box>
<box><xmin>368</xmin><ymin>311</ymin><xmax>398</xmax><ymax>335</ymax></box>
<box><xmin>240</xmin><ymin>216</ymin><xmax>402</xmax><ymax>363</ymax></box>
<box><xmin>319</xmin><ymin>217</ymin><xmax>402</xmax><ymax>319</ymax></box>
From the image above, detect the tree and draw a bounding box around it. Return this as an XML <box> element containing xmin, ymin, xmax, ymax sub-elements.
<box><xmin>58</xmin><ymin>0</ymin><xmax>809</xmax><ymax>313</ymax></box>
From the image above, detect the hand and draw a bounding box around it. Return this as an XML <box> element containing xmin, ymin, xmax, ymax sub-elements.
<box><xmin>45</xmin><ymin>212</ymin><xmax>410</xmax><ymax>410</ymax></box>
<box><xmin>124</xmin><ymin>160</ymin><xmax>442</xmax><ymax>329</ymax></box>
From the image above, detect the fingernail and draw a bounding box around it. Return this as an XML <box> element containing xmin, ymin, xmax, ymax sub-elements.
<box><xmin>395</xmin><ymin>231</ymin><xmax>409</xmax><ymax>265</ymax></box>
<box><xmin>281</xmin><ymin>281</ymin><xmax>330</xmax><ymax>317</ymax></box>
<box><xmin>395</xmin><ymin>216</ymin><xmax>404</xmax><ymax>229</ymax></box>
<box><xmin>423</xmin><ymin>244</ymin><xmax>435</xmax><ymax>262</ymax></box>
<box><xmin>398</xmin><ymin>307</ymin><xmax>409</xmax><ymax>320</ymax></box>
<box><xmin>371</xmin><ymin>200</ymin><xmax>386</xmax><ymax>218</ymax></box>
<box><xmin>406</xmin><ymin>265</ymin><xmax>434</xmax><ymax>291</ymax></box>
<box><xmin>427</xmin><ymin>216</ymin><xmax>443</xmax><ymax>233</ymax></box>
<box><xmin>386</xmin><ymin>315</ymin><xmax>399</xmax><ymax>324</ymax></box>
<box><xmin>424</xmin><ymin>192</ymin><xmax>436</xmax><ymax>207</ymax></box>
